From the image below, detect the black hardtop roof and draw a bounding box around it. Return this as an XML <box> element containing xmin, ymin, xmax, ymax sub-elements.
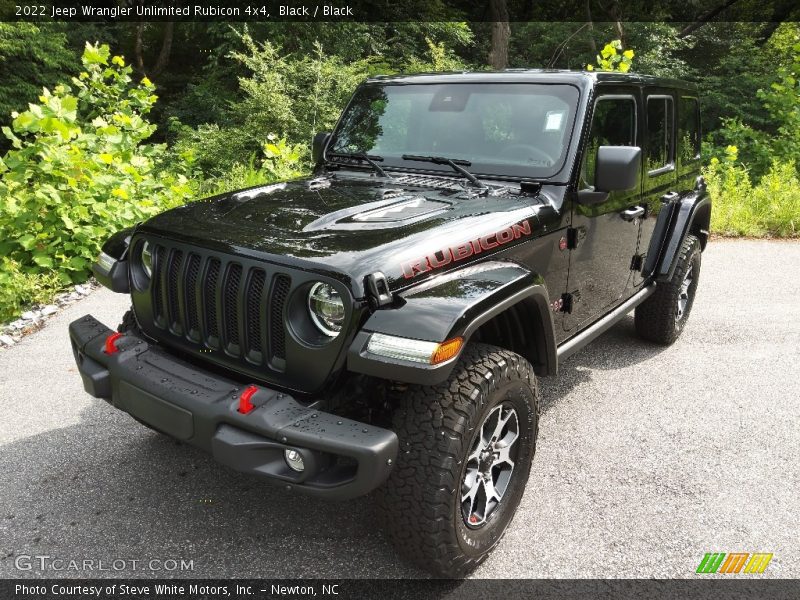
<box><xmin>367</xmin><ymin>69</ymin><xmax>697</xmax><ymax>92</ymax></box>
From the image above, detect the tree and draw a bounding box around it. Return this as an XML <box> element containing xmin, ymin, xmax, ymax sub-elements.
<box><xmin>0</xmin><ymin>43</ymin><xmax>192</xmax><ymax>281</ymax></box>
<box><xmin>0</xmin><ymin>23</ymin><xmax>77</xmax><ymax>126</ymax></box>
<box><xmin>488</xmin><ymin>0</ymin><xmax>510</xmax><ymax>69</ymax></box>
<box><xmin>134</xmin><ymin>21</ymin><xmax>175</xmax><ymax>77</ymax></box>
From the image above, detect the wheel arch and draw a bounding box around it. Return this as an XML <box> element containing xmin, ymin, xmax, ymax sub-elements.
<box><xmin>689</xmin><ymin>199</ymin><xmax>711</xmax><ymax>250</ymax></box>
<box><xmin>466</xmin><ymin>290</ymin><xmax>556</xmax><ymax>377</ymax></box>
<box><xmin>347</xmin><ymin>261</ymin><xmax>557</xmax><ymax>385</ymax></box>
<box><xmin>642</xmin><ymin>187</ymin><xmax>711</xmax><ymax>282</ymax></box>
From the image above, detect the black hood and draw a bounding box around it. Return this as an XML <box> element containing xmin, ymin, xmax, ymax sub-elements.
<box><xmin>139</xmin><ymin>174</ymin><xmax>562</xmax><ymax>297</ymax></box>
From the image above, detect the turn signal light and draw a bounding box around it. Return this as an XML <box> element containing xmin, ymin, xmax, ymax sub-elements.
<box><xmin>238</xmin><ymin>385</ymin><xmax>258</xmax><ymax>414</ymax></box>
<box><xmin>104</xmin><ymin>332</ymin><xmax>123</xmax><ymax>354</ymax></box>
<box><xmin>431</xmin><ymin>337</ymin><xmax>464</xmax><ymax>365</ymax></box>
<box><xmin>367</xmin><ymin>333</ymin><xmax>465</xmax><ymax>365</ymax></box>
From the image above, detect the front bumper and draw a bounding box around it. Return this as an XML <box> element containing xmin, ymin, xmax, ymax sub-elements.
<box><xmin>69</xmin><ymin>315</ymin><xmax>398</xmax><ymax>500</ymax></box>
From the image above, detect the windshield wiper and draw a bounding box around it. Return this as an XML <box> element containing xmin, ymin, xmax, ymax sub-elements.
<box><xmin>401</xmin><ymin>154</ymin><xmax>484</xmax><ymax>188</ymax></box>
<box><xmin>328</xmin><ymin>152</ymin><xmax>389</xmax><ymax>178</ymax></box>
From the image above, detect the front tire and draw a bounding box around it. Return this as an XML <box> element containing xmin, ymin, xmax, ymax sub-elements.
<box><xmin>376</xmin><ymin>344</ymin><xmax>539</xmax><ymax>577</ymax></box>
<box><xmin>635</xmin><ymin>234</ymin><xmax>701</xmax><ymax>345</ymax></box>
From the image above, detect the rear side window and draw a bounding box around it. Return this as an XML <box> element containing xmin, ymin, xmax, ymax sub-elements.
<box><xmin>581</xmin><ymin>96</ymin><xmax>636</xmax><ymax>188</ymax></box>
<box><xmin>646</xmin><ymin>96</ymin><xmax>674</xmax><ymax>173</ymax></box>
<box><xmin>678</xmin><ymin>96</ymin><xmax>701</xmax><ymax>162</ymax></box>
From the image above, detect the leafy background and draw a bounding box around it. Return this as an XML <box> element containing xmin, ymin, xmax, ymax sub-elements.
<box><xmin>0</xmin><ymin>20</ymin><xmax>798</xmax><ymax>321</ymax></box>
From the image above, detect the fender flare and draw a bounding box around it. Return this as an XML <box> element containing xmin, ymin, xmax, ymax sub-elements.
<box><xmin>347</xmin><ymin>261</ymin><xmax>557</xmax><ymax>386</ymax></box>
<box><xmin>642</xmin><ymin>184</ymin><xmax>711</xmax><ymax>282</ymax></box>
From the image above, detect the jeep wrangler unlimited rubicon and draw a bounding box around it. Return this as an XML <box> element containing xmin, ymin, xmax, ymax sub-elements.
<box><xmin>69</xmin><ymin>71</ymin><xmax>709</xmax><ymax>577</ymax></box>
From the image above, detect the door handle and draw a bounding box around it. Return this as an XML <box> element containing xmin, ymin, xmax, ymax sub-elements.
<box><xmin>621</xmin><ymin>206</ymin><xmax>645</xmax><ymax>221</ymax></box>
<box><xmin>660</xmin><ymin>191</ymin><xmax>680</xmax><ymax>204</ymax></box>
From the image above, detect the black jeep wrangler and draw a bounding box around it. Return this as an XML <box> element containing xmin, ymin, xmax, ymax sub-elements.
<box><xmin>70</xmin><ymin>70</ymin><xmax>710</xmax><ymax>577</ymax></box>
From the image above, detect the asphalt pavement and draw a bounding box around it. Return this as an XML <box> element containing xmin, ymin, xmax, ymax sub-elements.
<box><xmin>0</xmin><ymin>239</ymin><xmax>798</xmax><ymax>580</ymax></box>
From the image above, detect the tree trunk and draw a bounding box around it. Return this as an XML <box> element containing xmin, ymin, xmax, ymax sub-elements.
<box><xmin>134</xmin><ymin>22</ymin><xmax>145</xmax><ymax>73</ymax></box>
<box><xmin>488</xmin><ymin>0</ymin><xmax>510</xmax><ymax>70</ymax></box>
<box><xmin>678</xmin><ymin>0</ymin><xmax>741</xmax><ymax>38</ymax></box>
<box><xmin>614</xmin><ymin>20</ymin><xmax>626</xmax><ymax>49</ymax></box>
<box><xmin>151</xmin><ymin>22</ymin><xmax>174</xmax><ymax>76</ymax></box>
<box><xmin>586</xmin><ymin>0</ymin><xmax>597</xmax><ymax>54</ymax></box>
<box><xmin>132</xmin><ymin>21</ymin><xmax>174</xmax><ymax>78</ymax></box>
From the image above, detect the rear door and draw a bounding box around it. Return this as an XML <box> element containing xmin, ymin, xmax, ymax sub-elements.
<box><xmin>633</xmin><ymin>89</ymin><xmax>679</xmax><ymax>287</ymax></box>
<box><xmin>565</xmin><ymin>87</ymin><xmax>643</xmax><ymax>331</ymax></box>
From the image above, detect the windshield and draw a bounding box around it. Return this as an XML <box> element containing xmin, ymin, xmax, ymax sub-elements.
<box><xmin>329</xmin><ymin>82</ymin><xmax>580</xmax><ymax>180</ymax></box>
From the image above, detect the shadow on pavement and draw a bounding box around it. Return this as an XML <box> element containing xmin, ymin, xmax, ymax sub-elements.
<box><xmin>0</xmin><ymin>317</ymin><xmax>664</xmax><ymax>580</ymax></box>
<box><xmin>539</xmin><ymin>315</ymin><xmax>668</xmax><ymax>414</ymax></box>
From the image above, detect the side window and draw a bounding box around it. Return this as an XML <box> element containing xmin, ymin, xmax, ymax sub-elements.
<box><xmin>646</xmin><ymin>96</ymin><xmax>674</xmax><ymax>173</ymax></box>
<box><xmin>581</xmin><ymin>96</ymin><xmax>636</xmax><ymax>188</ymax></box>
<box><xmin>678</xmin><ymin>96</ymin><xmax>701</xmax><ymax>162</ymax></box>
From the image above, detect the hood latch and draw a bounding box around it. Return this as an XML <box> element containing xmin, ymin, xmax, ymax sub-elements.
<box><xmin>365</xmin><ymin>271</ymin><xmax>393</xmax><ymax>310</ymax></box>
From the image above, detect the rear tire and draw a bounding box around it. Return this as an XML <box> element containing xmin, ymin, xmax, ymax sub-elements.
<box><xmin>376</xmin><ymin>343</ymin><xmax>539</xmax><ymax>577</ymax></box>
<box><xmin>635</xmin><ymin>234</ymin><xmax>701</xmax><ymax>345</ymax></box>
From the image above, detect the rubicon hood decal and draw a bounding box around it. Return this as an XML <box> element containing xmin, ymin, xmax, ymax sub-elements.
<box><xmin>401</xmin><ymin>220</ymin><xmax>533</xmax><ymax>279</ymax></box>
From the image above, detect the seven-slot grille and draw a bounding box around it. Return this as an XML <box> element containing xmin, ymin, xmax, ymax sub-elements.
<box><xmin>149</xmin><ymin>242</ymin><xmax>291</xmax><ymax>367</ymax></box>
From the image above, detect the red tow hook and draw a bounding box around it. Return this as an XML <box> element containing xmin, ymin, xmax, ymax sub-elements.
<box><xmin>104</xmin><ymin>332</ymin><xmax>124</xmax><ymax>354</ymax></box>
<box><xmin>238</xmin><ymin>385</ymin><xmax>258</xmax><ymax>414</ymax></box>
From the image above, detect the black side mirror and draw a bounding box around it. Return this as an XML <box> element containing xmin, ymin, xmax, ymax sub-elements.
<box><xmin>312</xmin><ymin>131</ymin><xmax>331</xmax><ymax>165</ymax></box>
<box><xmin>596</xmin><ymin>145</ymin><xmax>641</xmax><ymax>191</ymax></box>
<box><xmin>578</xmin><ymin>145</ymin><xmax>641</xmax><ymax>205</ymax></box>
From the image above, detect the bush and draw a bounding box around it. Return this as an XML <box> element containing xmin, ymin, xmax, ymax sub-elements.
<box><xmin>0</xmin><ymin>23</ymin><xmax>77</xmax><ymax>131</ymax></box>
<box><xmin>0</xmin><ymin>43</ymin><xmax>193</xmax><ymax>288</ymax></box>
<box><xmin>705</xmin><ymin>147</ymin><xmax>799</xmax><ymax>238</ymax></box>
<box><xmin>172</xmin><ymin>34</ymin><xmax>374</xmax><ymax>182</ymax></box>
<box><xmin>172</xmin><ymin>32</ymin><xmax>474</xmax><ymax>192</ymax></box>
<box><xmin>203</xmin><ymin>134</ymin><xmax>306</xmax><ymax>196</ymax></box>
<box><xmin>0</xmin><ymin>257</ymin><xmax>62</xmax><ymax>322</ymax></box>
<box><xmin>706</xmin><ymin>27</ymin><xmax>800</xmax><ymax>180</ymax></box>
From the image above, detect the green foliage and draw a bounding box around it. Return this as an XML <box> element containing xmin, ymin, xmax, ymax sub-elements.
<box><xmin>404</xmin><ymin>37</ymin><xmax>471</xmax><ymax>72</ymax></box>
<box><xmin>0</xmin><ymin>43</ymin><xmax>193</xmax><ymax>290</ymax></box>
<box><xmin>706</xmin><ymin>26</ymin><xmax>800</xmax><ymax>180</ymax></box>
<box><xmin>705</xmin><ymin>149</ymin><xmax>799</xmax><ymax>238</ymax></box>
<box><xmin>233</xmin><ymin>34</ymin><xmax>371</xmax><ymax>149</ymax></box>
<box><xmin>587</xmin><ymin>40</ymin><xmax>634</xmax><ymax>72</ymax></box>
<box><xmin>203</xmin><ymin>135</ymin><xmax>306</xmax><ymax>196</ymax></box>
<box><xmin>172</xmin><ymin>28</ymin><xmax>473</xmax><ymax>190</ymax></box>
<box><xmin>172</xmin><ymin>32</ymin><xmax>376</xmax><ymax>185</ymax></box>
<box><xmin>0</xmin><ymin>23</ymin><xmax>78</xmax><ymax>133</ymax></box>
<box><xmin>0</xmin><ymin>257</ymin><xmax>63</xmax><ymax>322</ymax></box>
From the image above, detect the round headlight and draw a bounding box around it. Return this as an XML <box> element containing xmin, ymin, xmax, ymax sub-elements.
<box><xmin>308</xmin><ymin>282</ymin><xmax>345</xmax><ymax>337</ymax></box>
<box><xmin>141</xmin><ymin>241</ymin><xmax>153</xmax><ymax>278</ymax></box>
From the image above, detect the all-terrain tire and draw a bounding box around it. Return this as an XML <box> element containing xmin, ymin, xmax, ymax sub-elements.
<box><xmin>375</xmin><ymin>343</ymin><xmax>539</xmax><ymax>578</ymax></box>
<box><xmin>635</xmin><ymin>234</ymin><xmax>701</xmax><ymax>345</ymax></box>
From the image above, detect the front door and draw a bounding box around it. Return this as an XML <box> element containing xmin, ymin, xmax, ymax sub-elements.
<box><xmin>565</xmin><ymin>89</ymin><xmax>643</xmax><ymax>331</ymax></box>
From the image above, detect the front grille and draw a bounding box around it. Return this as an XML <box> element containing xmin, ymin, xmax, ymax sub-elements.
<box><xmin>224</xmin><ymin>263</ymin><xmax>242</xmax><ymax>347</ymax></box>
<box><xmin>246</xmin><ymin>269</ymin><xmax>266</xmax><ymax>354</ymax></box>
<box><xmin>184</xmin><ymin>254</ymin><xmax>201</xmax><ymax>337</ymax></box>
<box><xmin>149</xmin><ymin>242</ymin><xmax>290</xmax><ymax>367</ymax></box>
<box><xmin>204</xmin><ymin>258</ymin><xmax>221</xmax><ymax>341</ymax></box>
<box><xmin>270</xmin><ymin>275</ymin><xmax>291</xmax><ymax>360</ymax></box>
<box><xmin>167</xmin><ymin>249</ymin><xmax>183</xmax><ymax>330</ymax></box>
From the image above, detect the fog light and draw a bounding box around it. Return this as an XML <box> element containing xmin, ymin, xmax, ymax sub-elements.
<box><xmin>284</xmin><ymin>449</ymin><xmax>305</xmax><ymax>472</ymax></box>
